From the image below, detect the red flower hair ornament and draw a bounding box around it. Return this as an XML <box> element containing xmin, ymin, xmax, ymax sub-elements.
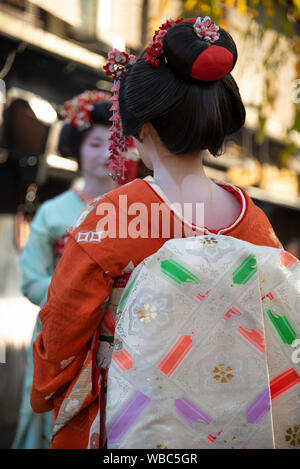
<box><xmin>61</xmin><ymin>90</ymin><xmax>110</xmax><ymax>131</ymax></box>
<box><xmin>144</xmin><ymin>17</ymin><xmax>184</xmax><ymax>68</ymax></box>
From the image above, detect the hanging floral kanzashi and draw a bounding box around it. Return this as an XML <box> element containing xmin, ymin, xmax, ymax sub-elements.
<box><xmin>104</xmin><ymin>48</ymin><xmax>137</xmax><ymax>181</ymax></box>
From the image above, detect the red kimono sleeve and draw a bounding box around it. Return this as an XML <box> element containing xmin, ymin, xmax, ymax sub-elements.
<box><xmin>31</xmin><ymin>236</ymin><xmax>112</xmax><ymax>413</ymax></box>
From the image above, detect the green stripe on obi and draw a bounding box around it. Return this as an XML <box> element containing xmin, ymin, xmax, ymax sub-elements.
<box><xmin>232</xmin><ymin>254</ymin><xmax>257</xmax><ymax>285</ymax></box>
<box><xmin>160</xmin><ymin>259</ymin><xmax>200</xmax><ymax>285</ymax></box>
<box><xmin>266</xmin><ymin>310</ymin><xmax>297</xmax><ymax>345</ymax></box>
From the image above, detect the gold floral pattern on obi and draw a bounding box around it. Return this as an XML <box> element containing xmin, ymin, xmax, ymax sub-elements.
<box><xmin>213</xmin><ymin>364</ymin><xmax>234</xmax><ymax>383</ymax></box>
<box><xmin>138</xmin><ymin>304</ymin><xmax>158</xmax><ymax>323</ymax></box>
<box><xmin>285</xmin><ymin>425</ymin><xmax>300</xmax><ymax>447</ymax></box>
<box><xmin>199</xmin><ymin>236</ymin><xmax>218</xmax><ymax>247</ymax></box>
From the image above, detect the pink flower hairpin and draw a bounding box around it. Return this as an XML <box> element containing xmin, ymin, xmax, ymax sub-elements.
<box><xmin>193</xmin><ymin>16</ymin><xmax>220</xmax><ymax>43</ymax></box>
<box><xmin>104</xmin><ymin>49</ymin><xmax>137</xmax><ymax>181</ymax></box>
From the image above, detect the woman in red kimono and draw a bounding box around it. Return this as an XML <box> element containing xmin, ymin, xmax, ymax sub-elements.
<box><xmin>30</xmin><ymin>17</ymin><xmax>282</xmax><ymax>448</ymax></box>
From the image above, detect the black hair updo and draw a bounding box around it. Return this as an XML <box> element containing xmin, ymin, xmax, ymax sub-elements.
<box><xmin>119</xmin><ymin>19</ymin><xmax>245</xmax><ymax>157</ymax></box>
<box><xmin>58</xmin><ymin>100</ymin><xmax>112</xmax><ymax>162</ymax></box>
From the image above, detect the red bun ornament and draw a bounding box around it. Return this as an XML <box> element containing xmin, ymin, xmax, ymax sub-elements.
<box><xmin>191</xmin><ymin>45</ymin><xmax>233</xmax><ymax>81</ymax></box>
<box><xmin>104</xmin><ymin>49</ymin><xmax>137</xmax><ymax>181</ymax></box>
<box><xmin>191</xmin><ymin>16</ymin><xmax>233</xmax><ymax>81</ymax></box>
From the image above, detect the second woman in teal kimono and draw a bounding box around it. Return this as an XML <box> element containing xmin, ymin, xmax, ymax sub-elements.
<box><xmin>11</xmin><ymin>91</ymin><xmax>138</xmax><ymax>449</ymax></box>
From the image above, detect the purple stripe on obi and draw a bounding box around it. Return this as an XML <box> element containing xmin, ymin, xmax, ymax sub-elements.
<box><xmin>107</xmin><ymin>391</ymin><xmax>151</xmax><ymax>444</ymax></box>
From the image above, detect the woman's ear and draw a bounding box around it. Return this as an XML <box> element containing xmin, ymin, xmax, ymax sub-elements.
<box><xmin>138</xmin><ymin>122</ymin><xmax>151</xmax><ymax>142</ymax></box>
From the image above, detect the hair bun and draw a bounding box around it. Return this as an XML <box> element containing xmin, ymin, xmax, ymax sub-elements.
<box><xmin>163</xmin><ymin>18</ymin><xmax>237</xmax><ymax>82</ymax></box>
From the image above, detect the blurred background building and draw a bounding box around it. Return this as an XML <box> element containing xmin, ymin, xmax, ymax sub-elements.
<box><xmin>0</xmin><ymin>0</ymin><xmax>299</xmax><ymax>449</ymax></box>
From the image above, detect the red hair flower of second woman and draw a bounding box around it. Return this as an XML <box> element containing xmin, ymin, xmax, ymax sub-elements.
<box><xmin>61</xmin><ymin>90</ymin><xmax>110</xmax><ymax>131</ymax></box>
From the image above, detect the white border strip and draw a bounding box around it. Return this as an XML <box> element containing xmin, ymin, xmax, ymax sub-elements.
<box><xmin>144</xmin><ymin>176</ymin><xmax>247</xmax><ymax>235</ymax></box>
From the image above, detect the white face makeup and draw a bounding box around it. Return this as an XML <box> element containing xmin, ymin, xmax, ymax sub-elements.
<box><xmin>80</xmin><ymin>124</ymin><xmax>111</xmax><ymax>179</ymax></box>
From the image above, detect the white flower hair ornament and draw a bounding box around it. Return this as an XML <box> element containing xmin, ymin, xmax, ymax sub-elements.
<box><xmin>193</xmin><ymin>16</ymin><xmax>220</xmax><ymax>43</ymax></box>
